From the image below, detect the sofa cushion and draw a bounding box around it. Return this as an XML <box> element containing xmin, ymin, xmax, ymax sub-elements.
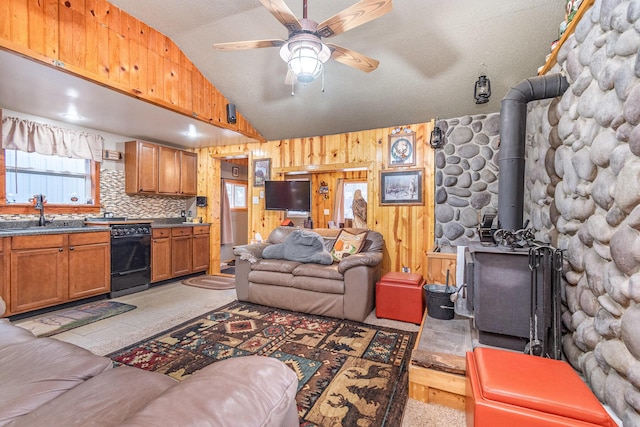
<box><xmin>292</xmin><ymin>276</ymin><xmax>345</xmax><ymax>294</ymax></box>
<box><xmin>0</xmin><ymin>337</ymin><xmax>113</xmax><ymax>425</ymax></box>
<box><xmin>249</xmin><ymin>271</ymin><xmax>295</xmax><ymax>287</ymax></box>
<box><xmin>7</xmin><ymin>366</ymin><xmax>176</xmax><ymax>427</ymax></box>
<box><xmin>330</xmin><ymin>229</ymin><xmax>368</xmax><ymax>261</ymax></box>
<box><xmin>292</xmin><ymin>263</ymin><xmax>343</xmax><ymax>280</ymax></box>
<box><xmin>251</xmin><ymin>259</ymin><xmax>301</xmax><ymax>273</ymax></box>
<box><xmin>120</xmin><ymin>356</ymin><xmax>299</xmax><ymax>427</ymax></box>
<box><xmin>0</xmin><ymin>321</ymin><xmax>35</xmax><ymax>349</ymax></box>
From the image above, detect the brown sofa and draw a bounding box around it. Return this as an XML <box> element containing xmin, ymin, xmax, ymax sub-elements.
<box><xmin>233</xmin><ymin>226</ymin><xmax>384</xmax><ymax>322</ymax></box>
<box><xmin>0</xmin><ymin>298</ymin><xmax>299</xmax><ymax>427</ymax></box>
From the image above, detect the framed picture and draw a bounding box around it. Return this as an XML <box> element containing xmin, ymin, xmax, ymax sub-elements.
<box><xmin>380</xmin><ymin>168</ymin><xmax>424</xmax><ymax>205</ymax></box>
<box><xmin>388</xmin><ymin>131</ymin><xmax>416</xmax><ymax>167</ymax></box>
<box><xmin>253</xmin><ymin>158</ymin><xmax>271</xmax><ymax>187</ymax></box>
<box><xmin>232</xmin><ymin>166</ymin><xmax>239</xmax><ymax>177</ymax></box>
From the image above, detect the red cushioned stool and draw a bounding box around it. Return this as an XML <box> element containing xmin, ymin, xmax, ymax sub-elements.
<box><xmin>375</xmin><ymin>272</ymin><xmax>425</xmax><ymax>324</ymax></box>
<box><xmin>466</xmin><ymin>347</ymin><xmax>617</xmax><ymax>427</ymax></box>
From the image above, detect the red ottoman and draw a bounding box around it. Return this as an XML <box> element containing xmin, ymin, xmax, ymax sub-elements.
<box><xmin>466</xmin><ymin>347</ymin><xmax>617</xmax><ymax>427</ymax></box>
<box><xmin>375</xmin><ymin>272</ymin><xmax>425</xmax><ymax>324</ymax></box>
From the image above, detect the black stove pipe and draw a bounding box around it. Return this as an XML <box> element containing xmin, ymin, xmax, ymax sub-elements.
<box><xmin>497</xmin><ymin>73</ymin><xmax>569</xmax><ymax>231</ymax></box>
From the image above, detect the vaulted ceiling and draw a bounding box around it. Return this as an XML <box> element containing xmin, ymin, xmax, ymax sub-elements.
<box><xmin>107</xmin><ymin>0</ymin><xmax>567</xmax><ymax>141</ymax></box>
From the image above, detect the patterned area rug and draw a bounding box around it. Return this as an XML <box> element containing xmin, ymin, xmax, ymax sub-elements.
<box><xmin>16</xmin><ymin>301</ymin><xmax>136</xmax><ymax>337</ymax></box>
<box><xmin>181</xmin><ymin>275</ymin><xmax>235</xmax><ymax>290</ymax></box>
<box><xmin>109</xmin><ymin>301</ymin><xmax>416</xmax><ymax>426</ymax></box>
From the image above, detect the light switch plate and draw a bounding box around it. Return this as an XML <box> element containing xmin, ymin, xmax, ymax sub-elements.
<box><xmin>260</xmin><ymin>191</ymin><xmax>264</xmax><ymax>199</ymax></box>
<box><xmin>323</xmin><ymin>209</ymin><xmax>330</xmax><ymax>215</ymax></box>
<box><xmin>252</xmin><ymin>196</ymin><xmax>259</xmax><ymax>204</ymax></box>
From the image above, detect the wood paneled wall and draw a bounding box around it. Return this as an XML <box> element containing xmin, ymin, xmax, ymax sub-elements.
<box><xmin>0</xmin><ymin>0</ymin><xmax>263</xmax><ymax>141</ymax></box>
<box><xmin>196</xmin><ymin>122</ymin><xmax>436</xmax><ymax>277</ymax></box>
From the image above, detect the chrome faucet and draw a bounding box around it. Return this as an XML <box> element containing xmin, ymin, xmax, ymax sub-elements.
<box><xmin>34</xmin><ymin>194</ymin><xmax>46</xmax><ymax>226</ymax></box>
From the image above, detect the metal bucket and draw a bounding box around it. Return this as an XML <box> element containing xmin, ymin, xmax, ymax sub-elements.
<box><xmin>423</xmin><ymin>284</ymin><xmax>455</xmax><ymax>320</ymax></box>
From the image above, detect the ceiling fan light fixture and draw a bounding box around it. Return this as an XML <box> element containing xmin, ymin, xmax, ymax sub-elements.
<box><xmin>280</xmin><ymin>36</ymin><xmax>330</xmax><ymax>83</ymax></box>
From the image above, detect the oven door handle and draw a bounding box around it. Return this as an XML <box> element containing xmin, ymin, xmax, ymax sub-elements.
<box><xmin>117</xmin><ymin>267</ymin><xmax>148</xmax><ymax>276</ymax></box>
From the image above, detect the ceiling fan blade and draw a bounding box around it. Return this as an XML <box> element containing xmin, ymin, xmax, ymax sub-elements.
<box><xmin>213</xmin><ymin>39</ymin><xmax>286</xmax><ymax>51</ymax></box>
<box><xmin>317</xmin><ymin>0</ymin><xmax>392</xmax><ymax>38</ymax></box>
<box><xmin>258</xmin><ymin>0</ymin><xmax>302</xmax><ymax>33</ymax></box>
<box><xmin>326</xmin><ymin>43</ymin><xmax>379</xmax><ymax>73</ymax></box>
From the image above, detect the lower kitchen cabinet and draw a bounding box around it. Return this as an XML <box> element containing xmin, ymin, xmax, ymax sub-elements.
<box><xmin>171</xmin><ymin>227</ymin><xmax>192</xmax><ymax>277</ymax></box>
<box><xmin>8</xmin><ymin>231</ymin><xmax>110</xmax><ymax>316</ymax></box>
<box><xmin>192</xmin><ymin>226</ymin><xmax>210</xmax><ymax>272</ymax></box>
<box><xmin>68</xmin><ymin>232</ymin><xmax>110</xmax><ymax>299</ymax></box>
<box><xmin>151</xmin><ymin>228</ymin><xmax>172</xmax><ymax>282</ymax></box>
<box><xmin>151</xmin><ymin>225</ymin><xmax>210</xmax><ymax>283</ymax></box>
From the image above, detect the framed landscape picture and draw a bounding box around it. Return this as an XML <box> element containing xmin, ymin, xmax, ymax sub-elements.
<box><xmin>253</xmin><ymin>158</ymin><xmax>271</xmax><ymax>187</ymax></box>
<box><xmin>380</xmin><ymin>168</ymin><xmax>423</xmax><ymax>205</ymax></box>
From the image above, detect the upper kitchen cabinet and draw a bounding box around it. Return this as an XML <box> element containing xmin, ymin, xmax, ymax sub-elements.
<box><xmin>125</xmin><ymin>141</ymin><xmax>197</xmax><ymax>196</ymax></box>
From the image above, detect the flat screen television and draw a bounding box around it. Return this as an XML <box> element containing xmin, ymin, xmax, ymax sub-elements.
<box><xmin>264</xmin><ymin>180</ymin><xmax>311</xmax><ymax>212</ymax></box>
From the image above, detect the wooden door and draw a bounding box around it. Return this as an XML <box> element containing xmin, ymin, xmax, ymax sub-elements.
<box><xmin>151</xmin><ymin>231</ymin><xmax>172</xmax><ymax>282</ymax></box>
<box><xmin>68</xmin><ymin>232</ymin><xmax>110</xmax><ymax>299</ymax></box>
<box><xmin>158</xmin><ymin>146</ymin><xmax>180</xmax><ymax>194</ymax></box>
<box><xmin>180</xmin><ymin>151</ymin><xmax>198</xmax><ymax>195</ymax></box>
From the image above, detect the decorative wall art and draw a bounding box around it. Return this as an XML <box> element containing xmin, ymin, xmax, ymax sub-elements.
<box><xmin>388</xmin><ymin>129</ymin><xmax>415</xmax><ymax>167</ymax></box>
<box><xmin>380</xmin><ymin>168</ymin><xmax>424</xmax><ymax>205</ymax></box>
<box><xmin>253</xmin><ymin>158</ymin><xmax>271</xmax><ymax>187</ymax></box>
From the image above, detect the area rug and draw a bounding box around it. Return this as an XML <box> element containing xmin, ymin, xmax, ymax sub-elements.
<box><xmin>108</xmin><ymin>301</ymin><xmax>416</xmax><ymax>426</ymax></box>
<box><xmin>16</xmin><ymin>301</ymin><xmax>136</xmax><ymax>337</ymax></box>
<box><xmin>181</xmin><ymin>275</ymin><xmax>235</xmax><ymax>290</ymax></box>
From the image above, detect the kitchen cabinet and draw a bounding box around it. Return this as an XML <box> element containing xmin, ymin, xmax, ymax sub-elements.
<box><xmin>158</xmin><ymin>146</ymin><xmax>180</xmax><ymax>194</ymax></box>
<box><xmin>125</xmin><ymin>141</ymin><xmax>197</xmax><ymax>196</ymax></box>
<box><xmin>68</xmin><ymin>232</ymin><xmax>110</xmax><ymax>300</ymax></box>
<box><xmin>125</xmin><ymin>141</ymin><xmax>158</xmax><ymax>194</ymax></box>
<box><xmin>151</xmin><ymin>225</ymin><xmax>210</xmax><ymax>283</ymax></box>
<box><xmin>171</xmin><ymin>227</ymin><xmax>192</xmax><ymax>277</ymax></box>
<box><xmin>8</xmin><ymin>231</ymin><xmax>110</xmax><ymax>315</ymax></box>
<box><xmin>151</xmin><ymin>228</ymin><xmax>172</xmax><ymax>282</ymax></box>
<box><xmin>192</xmin><ymin>226</ymin><xmax>210</xmax><ymax>272</ymax></box>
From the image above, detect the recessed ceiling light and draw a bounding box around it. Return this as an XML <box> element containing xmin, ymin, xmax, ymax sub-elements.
<box><xmin>61</xmin><ymin>112</ymin><xmax>84</xmax><ymax>121</ymax></box>
<box><xmin>185</xmin><ymin>124</ymin><xmax>198</xmax><ymax>137</ymax></box>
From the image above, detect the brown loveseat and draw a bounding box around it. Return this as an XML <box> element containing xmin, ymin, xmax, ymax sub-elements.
<box><xmin>0</xmin><ymin>297</ymin><xmax>298</xmax><ymax>427</ymax></box>
<box><xmin>233</xmin><ymin>227</ymin><xmax>384</xmax><ymax>322</ymax></box>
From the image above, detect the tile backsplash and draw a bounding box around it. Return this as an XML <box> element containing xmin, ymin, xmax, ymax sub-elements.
<box><xmin>0</xmin><ymin>169</ymin><xmax>189</xmax><ymax>221</ymax></box>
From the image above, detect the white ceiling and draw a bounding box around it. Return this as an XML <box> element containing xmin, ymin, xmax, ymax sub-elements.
<box><xmin>1</xmin><ymin>0</ymin><xmax>568</xmax><ymax>146</ymax></box>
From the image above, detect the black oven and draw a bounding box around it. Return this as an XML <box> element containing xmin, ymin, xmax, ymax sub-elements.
<box><xmin>110</xmin><ymin>224</ymin><xmax>151</xmax><ymax>298</ymax></box>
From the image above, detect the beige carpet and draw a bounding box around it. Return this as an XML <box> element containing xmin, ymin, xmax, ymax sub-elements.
<box><xmin>182</xmin><ymin>275</ymin><xmax>235</xmax><ymax>290</ymax></box>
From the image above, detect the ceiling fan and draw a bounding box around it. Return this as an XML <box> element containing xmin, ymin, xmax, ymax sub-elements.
<box><xmin>213</xmin><ymin>0</ymin><xmax>393</xmax><ymax>85</ymax></box>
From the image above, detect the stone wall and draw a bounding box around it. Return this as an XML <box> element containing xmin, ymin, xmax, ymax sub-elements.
<box><xmin>525</xmin><ymin>1</ymin><xmax>640</xmax><ymax>424</ymax></box>
<box><xmin>434</xmin><ymin>114</ymin><xmax>501</xmax><ymax>248</ymax></box>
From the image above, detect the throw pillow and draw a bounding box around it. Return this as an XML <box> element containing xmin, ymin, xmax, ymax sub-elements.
<box><xmin>330</xmin><ymin>229</ymin><xmax>368</xmax><ymax>262</ymax></box>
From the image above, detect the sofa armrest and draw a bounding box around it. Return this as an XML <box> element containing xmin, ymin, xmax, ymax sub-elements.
<box><xmin>233</xmin><ymin>243</ymin><xmax>270</xmax><ymax>263</ymax></box>
<box><xmin>337</xmin><ymin>252</ymin><xmax>383</xmax><ymax>274</ymax></box>
<box><xmin>120</xmin><ymin>356</ymin><xmax>299</xmax><ymax>427</ymax></box>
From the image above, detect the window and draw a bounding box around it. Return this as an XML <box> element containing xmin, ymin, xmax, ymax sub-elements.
<box><xmin>5</xmin><ymin>150</ymin><xmax>92</xmax><ymax>204</ymax></box>
<box><xmin>343</xmin><ymin>181</ymin><xmax>367</xmax><ymax>220</ymax></box>
<box><xmin>0</xmin><ymin>149</ymin><xmax>100</xmax><ymax>214</ymax></box>
<box><xmin>225</xmin><ymin>180</ymin><xmax>247</xmax><ymax>210</ymax></box>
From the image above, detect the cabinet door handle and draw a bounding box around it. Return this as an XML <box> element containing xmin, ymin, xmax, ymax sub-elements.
<box><xmin>59</xmin><ymin>248</ymin><xmax>63</xmax><ymax>252</ymax></box>
<box><xmin>69</xmin><ymin>247</ymin><xmax>75</xmax><ymax>251</ymax></box>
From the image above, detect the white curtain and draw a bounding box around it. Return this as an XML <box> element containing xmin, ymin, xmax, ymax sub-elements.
<box><xmin>332</xmin><ymin>178</ymin><xmax>345</xmax><ymax>226</ymax></box>
<box><xmin>2</xmin><ymin>116</ymin><xmax>103</xmax><ymax>162</ymax></box>
<box><xmin>221</xmin><ymin>180</ymin><xmax>234</xmax><ymax>245</ymax></box>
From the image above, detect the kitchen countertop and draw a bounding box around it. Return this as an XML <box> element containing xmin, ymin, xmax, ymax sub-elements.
<box><xmin>0</xmin><ymin>226</ymin><xmax>110</xmax><ymax>236</ymax></box>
